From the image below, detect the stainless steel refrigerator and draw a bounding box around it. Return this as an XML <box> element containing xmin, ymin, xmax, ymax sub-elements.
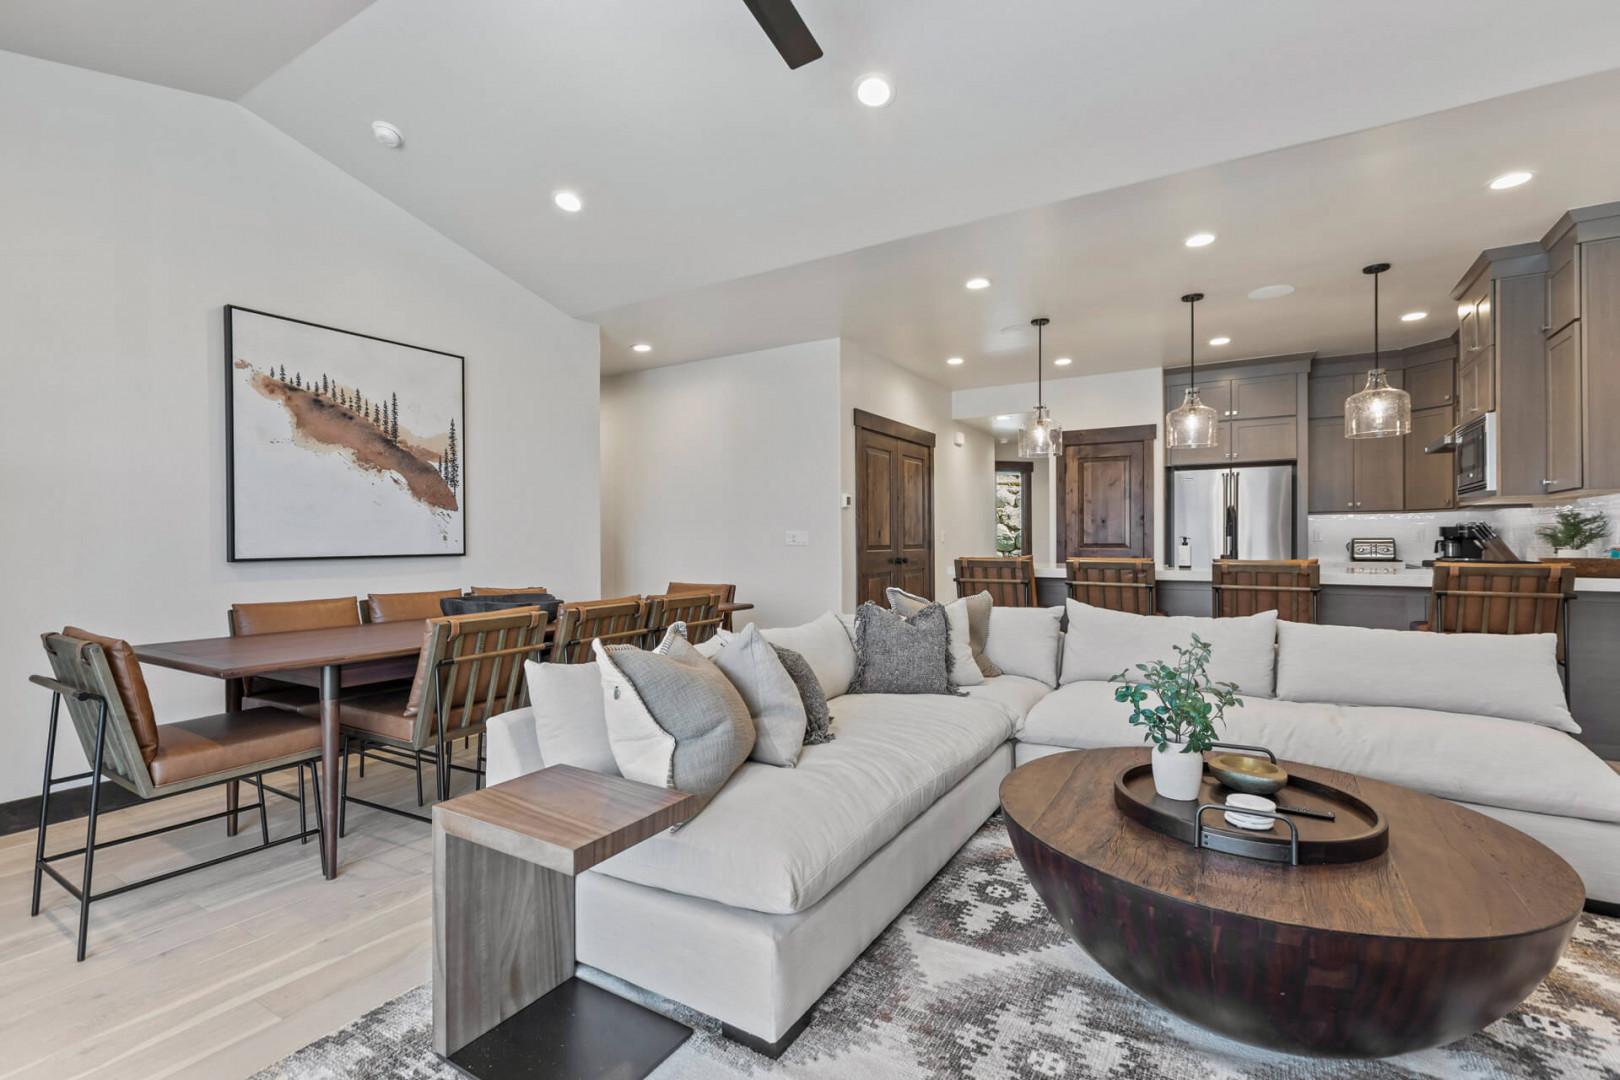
<box><xmin>1170</xmin><ymin>465</ymin><xmax>1295</xmax><ymax>569</ymax></box>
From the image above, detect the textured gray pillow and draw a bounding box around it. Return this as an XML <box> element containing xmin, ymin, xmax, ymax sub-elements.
<box><xmin>850</xmin><ymin>601</ymin><xmax>950</xmax><ymax>695</ymax></box>
<box><xmin>713</xmin><ymin>624</ymin><xmax>808</xmax><ymax>767</ymax></box>
<box><xmin>595</xmin><ymin>636</ymin><xmax>755</xmax><ymax>809</ymax></box>
<box><xmin>773</xmin><ymin>644</ymin><xmax>834</xmax><ymax>745</ymax></box>
<box><xmin>886</xmin><ymin>586</ymin><xmax>1000</xmax><ymax>680</ymax></box>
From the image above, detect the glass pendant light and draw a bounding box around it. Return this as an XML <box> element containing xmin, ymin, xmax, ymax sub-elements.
<box><xmin>1166</xmin><ymin>292</ymin><xmax>1218</xmax><ymax>450</ymax></box>
<box><xmin>1017</xmin><ymin>317</ymin><xmax>1062</xmax><ymax>458</ymax></box>
<box><xmin>1345</xmin><ymin>262</ymin><xmax>1413</xmax><ymax>438</ymax></box>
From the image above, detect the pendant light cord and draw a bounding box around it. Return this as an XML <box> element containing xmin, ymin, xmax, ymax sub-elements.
<box><xmin>1188</xmin><ymin>299</ymin><xmax>1196</xmax><ymax>390</ymax></box>
<box><xmin>1036</xmin><ymin>320</ymin><xmax>1043</xmax><ymax>406</ymax></box>
<box><xmin>1372</xmin><ymin>269</ymin><xmax>1380</xmax><ymax>365</ymax></box>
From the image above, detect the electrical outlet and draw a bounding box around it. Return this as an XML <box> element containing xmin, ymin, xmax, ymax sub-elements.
<box><xmin>785</xmin><ymin>530</ymin><xmax>810</xmax><ymax>547</ymax></box>
<box><xmin>1309</xmin><ymin>525</ymin><xmax>1323</xmax><ymax>544</ymax></box>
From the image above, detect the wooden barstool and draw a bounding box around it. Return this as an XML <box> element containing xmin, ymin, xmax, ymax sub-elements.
<box><xmin>1426</xmin><ymin>562</ymin><xmax>1577</xmax><ymax>694</ymax></box>
<box><xmin>954</xmin><ymin>555</ymin><xmax>1037</xmax><ymax>606</ymax></box>
<box><xmin>1211</xmin><ymin>559</ymin><xmax>1322</xmax><ymax>623</ymax></box>
<box><xmin>1066</xmin><ymin>557</ymin><xmax>1158</xmax><ymax>615</ymax></box>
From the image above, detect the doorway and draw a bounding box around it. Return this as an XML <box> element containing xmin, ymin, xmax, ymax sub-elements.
<box><xmin>1054</xmin><ymin>425</ymin><xmax>1156</xmax><ymax>559</ymax></box>
<box><xmin>994</xmin><ymin>460</ymin><xmax>1034</xmax><ymax>556</ymax></box>
<box><xmin>854</xmin><ymin>409</ymin><xmax>935</xmax><ymax>605</ymax></box>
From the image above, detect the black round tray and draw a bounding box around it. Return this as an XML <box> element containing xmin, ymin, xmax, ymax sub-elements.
<box><xmin>1113</xmin><ymin>761</ymin><xmax>1388</xmax><ymax>866</ymax></box>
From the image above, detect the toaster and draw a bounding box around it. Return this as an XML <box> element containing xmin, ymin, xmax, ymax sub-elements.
<box><xmin>1346</xmin><ymin>537</ymin><xmax>1398</xmax><ymax>562</ymax></box>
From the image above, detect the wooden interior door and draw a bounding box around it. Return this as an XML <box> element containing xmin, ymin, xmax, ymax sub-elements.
<box><xmin>855</xmin><ymin>410</ymin><xmax>935</xmax><ymax>605</ymax></box>
<box><xmin>1056</xmin><ymin>425</ymin><xmax>1155</xmax><ymax>559</ymax></box>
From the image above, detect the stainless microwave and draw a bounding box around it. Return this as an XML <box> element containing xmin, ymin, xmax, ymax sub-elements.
<box><xmin>1454</xmin><ymin>413</ymin><xmax>1497</xmax><ymax>498</ymax></box>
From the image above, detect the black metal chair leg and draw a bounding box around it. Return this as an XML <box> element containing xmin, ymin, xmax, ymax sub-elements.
<box><xmin>358</xmin><ymin>742</ymin><xmax>366</xmax><ymax>779</ymax></box>
<box><xmin>254</xmin><ymin>773</ymin><xmax>270</xmax><ymax>846</ymax></box>
<box><xmin>477</xmin><ymin>732</ymin><xmax>486</xmax><ymax>791</ymax></box>
<box><xmin>30</xmin><ymin>692</ymin><xmax>62</xmax><ymax>918</ymax></box>
<box><xmin>439</xmin><ymin>733</ymin><xmax>451</xmax><ymax>802</ymax></box>
<box><xmin>76</xmin><ymin>701</ymin><xmax>109</xmax><ymax>962</ymax></box>
<box><xmin>297</xmin><ymin>764</ymin><xmax>309</xmax><ymax>845</ymax></box>
<box><xmin>225</xmin><ymin>778</ymin><xmax>240</xmax><ymax>837</ymax></box>
<box><xmin>339</xmin><ymin>737</ymin><xmax>350</xmax><ymax>839</ymax></box>
<box><xmin>310</xmin><ymin>762</ymin><xmax>324</xmax><ymax>838</ymax></box>
<box><xmin>414</xmin><ymin>752</ymin><xmax>425</xmax><ymax>807</ymax></box>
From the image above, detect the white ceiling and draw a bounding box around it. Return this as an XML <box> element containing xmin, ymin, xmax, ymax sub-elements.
<box><xmin>0</xmin><ymin>0</ymin><xmax>375</xmax><ymax>99</ymax></box>
<box><xmin>7</xmin><ymin>1</ymin><xmax>1620</xmax><ymax>389</ymax></box>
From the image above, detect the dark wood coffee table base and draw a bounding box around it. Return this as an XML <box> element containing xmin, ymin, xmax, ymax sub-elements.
<box><xmin>1003</xmin><ymin>749</ymin><xmax>1583</xmax><ymax>1058</ymax></box>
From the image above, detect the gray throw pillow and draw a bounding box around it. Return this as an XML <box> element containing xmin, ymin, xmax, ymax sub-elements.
<box><xmin>595</xmin><ymin>636</ymin><xmax>755</xmax><ymax>810</ymax></box>
<box><xmin>886</xmin><ymin>586</ymin><xmax>1000</xmax><ymax>680</ymax></box>
<box><xmin>773</xmin><ymin>644</ymin><xmax>834</xmax><ymax>745</ymax></box>
<box><xmin>713</xmin><ymin>624</ymin><xmax>808</xmax><ymax>767</ymax></box>
<box><xmin>850</xmin><ymin>601</ymin><xmax>950</xmax><ymax>695</ymax></box>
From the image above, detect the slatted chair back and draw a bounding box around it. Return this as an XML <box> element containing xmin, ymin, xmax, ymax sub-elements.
<box><xmin>1211</xmin><ymin>559</ymin><xmax>1322</xmax><ymax>623</ymax></box>
<box><xmin>415</xmin><ymin>608</ymin><xmax>550</xmax><ymax>747</ymax></box>
<box><xmin>1429</xmin><ymin>562</ymin><xmax>1576</xmax><ymax>663</ymax></box>
<box><xmin>954</xmin><ymin>556</ymin><xmax>1037</xmax><ymax>607</ymax></box>
<box><xmin>37</xmin><ymin>632</ymin><xmax>156</xmax><ymax>797</ymax></box>
<box><xmin>644</xmin><ymin>591</ymin><xmax>723</xmax><ymax>646</ymax></box>
<box><xmin>666</xmin><ymin>581</ymin><xmax>739</xmax><ymax>629</ymax></box>
<box><xmin>1066</xmin><ymin>558</ymin><xmax>1158</xmax><ymax>616</ymax></box>
<box><xmin>549</xmin><ymin>597</ymin><xmax>649</xmax><ymax>664</ymax></box>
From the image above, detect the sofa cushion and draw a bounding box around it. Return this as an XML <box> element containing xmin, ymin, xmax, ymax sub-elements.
<box><xmin>850</xmin><ymin>602</ymin><xmax>950</xmax><ymax>695</ymax></box>
<box><xmin>1020</xmin><ymin>680</ymin><xmax>1620</xmax><ymax>823</ymax></box>
<box><xmin>591</xmin><ymin>692</ymin><xmax>1015</xmax><ymax>914</ymax></box>
<box><xmin>759</xmin><ymin>612</ymin><xmax>856</xmax><ymax>700</ymax></box>
<box><xmin>484</xmin><ymin>706</ymin><xmax>542</xmax><ymax>787</ymax></box>
<box><xmin>714</xmin><ymin>625</ymin><xmax>808</xmax><ymax>767</ymax></box>
<box><xmin>1060</xmin><ymin>601</ymin><xmax>1277</xmax><ymax>697</ymax></box>
<box><xmin>523</xmin><ymin>659</ymin><xmax>617</xmax><ymax>775</ymax></box>
<box><xmin>983</xmin><ymin>606</ymin><xmax>1064</xmax><ymax>688</ymax></box>
<box><xmin>1275</xmin><ymin>622</ymin><xmax>1577</xmax><ymax>733</ymax></box>
<box><xmin>959</xmin><ymin>675</ymin><xmax>1052</xmax><ymax>728</ymax></box>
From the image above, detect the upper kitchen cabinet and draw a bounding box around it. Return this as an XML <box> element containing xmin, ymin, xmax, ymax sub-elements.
<box><xmin>1451</xmin><ymin>243</ymin><xmax>1549</xmax><ymax>500</ymax></box>
<box><xmin>1405</xmin><ymin>355</ymin><xmax>1456</xmax><ymax>412</ymax></box>
<box><xmin>1537</xmin><ymin>206</ymin><xmax>1620</xmax><ymax>493</ymax></box>
<box><xmin>1164</xmin><ymin>358</ymin><xmax>1308</xmax><ymax>467</ymax></box>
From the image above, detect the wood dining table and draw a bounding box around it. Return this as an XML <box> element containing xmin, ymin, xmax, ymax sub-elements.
<box><xmin>135</xmin><ymin>620</ymin><xmax>430</xmax><ymax>879</ymax></box>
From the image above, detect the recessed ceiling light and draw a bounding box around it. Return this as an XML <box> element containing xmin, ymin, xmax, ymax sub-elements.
<box><xmin>946</xmin><ymin>356</ymin><xmax>964</xmax><ymax>366</ymax></box>
<box><xmin>1208</xmin><ymin>336</ymin><xmax>1231</xmax><ymax>347</ymax></box>
<box><xmin>855</xmin><ymin>75</ymin><xmax>893</xmax><ymax>108</ymax></box>
<box><xmin>996</xmin><ymin>415</ymin><xmax>1015</xmax><ymax>422</ymax></box>
<box><xmin>1053</xmin><ymin>356</ymin><xmax>1072</xmax><ymax>367</ymax></box>
<box><xmin>553</xmin><ymin>190</ymin><xmax>583</xmax><ymax>213</ymax></box>
<box><xmin>371</xmin><ymin>120</ymin><xmax>404</xmax><ymax>149</ymax></box>
<box><xmin>1400</xmin><ymin>311</ymin><xmax>1427</xmax><ymax>323</ymax></box>
<box><xmin>632</xmin><ymin>343</ymin><xmax>652</xmax><ymax>353</ymax></box>
<box><xmin>1248</xmin><ymin>284</ymin><xmax>1295</xmax><ymax>301</ymax></box>
<box><xmin>1489</xmin><ymin>170</ymin><xmax>1533</xmax><ymax>191</ymax></box>
<box><xmin>964</xmin><ymin>277</ymin><xmax>991</xmax><ymax>291</ymax></box>
<box><xmin>1184</xmin><ymin>232</ymin><xmax>1216</xmax><ymax>248</ymax></box>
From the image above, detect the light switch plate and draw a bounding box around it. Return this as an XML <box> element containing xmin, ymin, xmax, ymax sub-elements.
<box><xmin>785</xmin><ymin>530</ymin><xmax>810</xmax><ymax>546</ymax></box>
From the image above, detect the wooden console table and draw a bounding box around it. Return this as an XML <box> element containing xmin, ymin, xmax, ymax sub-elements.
<box><xmin>433</xmin><ymin>765</ymin><xmax>696</xmax><ymax>1078</ymax></box>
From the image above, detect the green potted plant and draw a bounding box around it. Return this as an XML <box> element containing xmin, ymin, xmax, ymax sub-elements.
<box><xmin>1537</xmin><ymin>506</ymin><xmax>1610</xmax><ymax>557</ymax></box>
<box><xmin>1112</xmin><ymin>635</ymin><xmax>1243</xmax><ymax>800</ymax></box>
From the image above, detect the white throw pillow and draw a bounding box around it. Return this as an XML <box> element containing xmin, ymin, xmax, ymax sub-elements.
<box><xmin>1275</xmin><ymin>621</ymin><xmax>1578</xmax><ymax>733</ymax></box>
<box><xmin>984</xmin><ymin>606</ymin><xmax>1065</xmax><ymax>688</ymax></box>
<box><xmin>522</xmin><ymin>660</ymin><xmax>618</xmax><ymax>775</ymax></box>
<box><xmin>1060</xmin><ymin>601</ymin><xmax>1278</xmax><ymax>698</ymax></box>
<box><xmin>694</xmin><ymin>628</ymin><xmax>733</xmax><ymax>659</ymax></box>
<box><xmin>759</xmin><ymin>612</ymin><xmax>857</xmax><ymax>699</ymax></box>
<box><xmin>713</xmin><ymin>624</ymin><xmax>808</xmax><ymax>766</ymax></box>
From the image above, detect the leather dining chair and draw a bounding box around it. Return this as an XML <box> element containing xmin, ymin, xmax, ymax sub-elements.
<box><xmin>333</xmin><ymin>607</ymin><xmax>549</xmax><ymax>823</ymax></box>
<box><xmin>548</xmin><ymin>597</ymin><xmax>650</xmax><ymax>664</ymax></box>
<box><xmin>644</xmin><ymin>591</ymin><xmax>724</xmax><ymax>646</ymax></box>
<box><xmin>666</xmin><ymin>581</ymin><xmax>737</xmax><ymax>628</ymax></box>
<box><xmin>364</xmin><ymin>589</ymin><xmax>463</xmax><ymax>623</ymax></box>
<box><xmin>32</xmin><ymin>629</ymin><xmax>323</xmax><ymax>960</ymax></box>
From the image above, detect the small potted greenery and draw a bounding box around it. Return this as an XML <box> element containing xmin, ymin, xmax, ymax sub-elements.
<box><xmin>1112</xmin><ymin>635</ymin><xmax>1244</xmax><ymax>801</ymax></box>
<box><xmin>1538</xmin><ymin>506</ymin><xmax>1610</xmax><ymax>558</ymax></box>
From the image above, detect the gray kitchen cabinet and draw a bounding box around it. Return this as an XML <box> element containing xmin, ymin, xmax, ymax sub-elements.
<box><xmin>1581</xmin><ymin>235</ymin><xmax>1620</xmax><ymax>491</ymax></box>
<box><xmin>1228</xmin><ymin>374</ymin><xmax>1297</xmax><ymax>420</ymax></box>
<box><xmin>1308</xmin><ymin>373</ymin><xmax>1354</xmax><ymax>418</ymax></box>
<box><xmin>1353</xmin><ymin>433</ymin><xmax>1406</xmax><ymax>512</ymax></box>
<box><xmin>1228</xmin><ymin>416</ymin><xmax>1297</xmax><ymax>463</ymax></box>
<box><xmin>1547</xmin><ymin>232</ymin><xmax>1580</xmax><ymax>338</ymax></box>
<box><xmin>1456</xmin><ymin>351</ymin><xmax>1494</xmax><ymax>422</ymax></box>
<box><xmin>1308</xmin><ymin>418</ymin><xmax>1355</xmax><ymax>512</ymax></box>
<box><xmin>1545</xmin><ymin>322</ymin><xmax>1583</xmax><ymax>494</ymax></box>
<box><xmin>1165</xmin><ymin>420</ymin><xmax>1230</xmax><ymax>467</ymax></box>
<box><xmin>1405</xmin><ymin>357</ymin><xmax>1456</xmax><ymax>412</ymax></box>
<box><xmin>1164</xmin><ymin>380</ymin><xmax>1230</xmax><ymax>419</ymax></box>
<box><xmin>1405</xmin><ymin>405</ymin><xmax>1456</xmax><ymax>510</ymax></box>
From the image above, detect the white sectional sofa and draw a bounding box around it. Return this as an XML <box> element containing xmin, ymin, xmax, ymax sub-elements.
<box><xmin>485</xmin><ymin>601</ymin><xmax>1620</xmax><ymax>1055</ymax></box>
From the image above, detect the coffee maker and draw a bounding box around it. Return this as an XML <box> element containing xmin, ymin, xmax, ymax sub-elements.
<box><xmin>1435</xmin><ymin>523</ymin><xmax>1488</xmax><ymax>561</ymax></box>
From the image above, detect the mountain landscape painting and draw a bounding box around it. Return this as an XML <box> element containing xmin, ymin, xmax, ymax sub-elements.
<box><xmin>225</xmin><ymin>306</ymin><xmax>465</xmax><ymax>560</ymax></box>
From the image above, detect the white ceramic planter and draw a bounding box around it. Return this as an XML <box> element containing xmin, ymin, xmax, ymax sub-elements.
<box><xmin>1151</xmin><ymin>744</ymin><xmax>1205</xmax><ymax>801</ymax></box>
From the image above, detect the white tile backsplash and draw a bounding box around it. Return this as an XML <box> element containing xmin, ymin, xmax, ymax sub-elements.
<box><xmin>1308</xmin><ymin>493</ymin><xmax>1620</xmax><ymax>568</ymax></box>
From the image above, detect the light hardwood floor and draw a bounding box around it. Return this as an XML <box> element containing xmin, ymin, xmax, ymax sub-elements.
<box><xmin>0</xmin><ymin>755</ymin><xmax>456</xmax><ymax>1079</ymax></box>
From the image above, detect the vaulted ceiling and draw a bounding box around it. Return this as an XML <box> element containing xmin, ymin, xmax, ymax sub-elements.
<box><xmin>7</xmin><ymin>0</ymin><xmax>1620</xmax><ymax>386</ymax></box>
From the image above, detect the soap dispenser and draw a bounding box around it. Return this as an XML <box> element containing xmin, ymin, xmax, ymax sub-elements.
<box><xmin>1177</xmin><ymin>536</ymin><xmax>1192</xmax><ymax>570</ymax></box>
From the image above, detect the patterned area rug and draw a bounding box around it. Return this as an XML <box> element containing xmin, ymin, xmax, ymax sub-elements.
<box><xmin>256</xmin><ymin>816</ymin><xmax>1620</xmax><ymax>1079</ymax></box>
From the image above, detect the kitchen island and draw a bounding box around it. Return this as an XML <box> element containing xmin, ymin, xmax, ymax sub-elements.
<box><xmin>1034</xmin><ymin>563</ymin><xmax>1620</xmax><ymax>760</ymax></box>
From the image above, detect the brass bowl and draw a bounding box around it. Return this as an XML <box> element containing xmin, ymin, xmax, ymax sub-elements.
<box><xmin>1207</xmin><ymin>753</ymin><xmax>1288</xmax><ymax>795</ymax></box>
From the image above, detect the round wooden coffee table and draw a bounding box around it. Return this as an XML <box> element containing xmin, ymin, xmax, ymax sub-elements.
<box><xmin>1001</xmin><ymin>748</ymin><xmax>1585</xmax><ymax>1058</ymax></box>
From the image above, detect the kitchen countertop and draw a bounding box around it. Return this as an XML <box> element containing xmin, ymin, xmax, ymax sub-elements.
<box><xmin>1036</xmin><ymin>564</ymin><xmax>1620</xmax><ymax>592</ymax></box>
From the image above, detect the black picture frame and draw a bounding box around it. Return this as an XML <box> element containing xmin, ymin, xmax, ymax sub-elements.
<box><xmin>224</xmin><ymin>305</ymin><xmax>467</xmax><ymax>562</ymax></box>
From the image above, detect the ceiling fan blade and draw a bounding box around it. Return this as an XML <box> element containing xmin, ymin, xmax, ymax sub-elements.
<box><xmin>741</xmin><ymin>0</ymin><xmax>823</xmax><ymax>69</ymax></box>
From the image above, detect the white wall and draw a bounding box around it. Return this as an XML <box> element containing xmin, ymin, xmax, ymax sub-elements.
<box><xmin>0</xmin><ymin>53</ymin><xmax>601</xmax><ymax>802</ymax></box>
<box><xmin>954</xmin><ymin>367</ymin><xmax>1165</xmax><ymax>564</ymax></box>
<box><xmin>840</xmin><ymin>341</ymin><xmax>997</xmax><ymax>606</ymax></box>
<box><xmin>600</xmin><ymin>341</ymin><xmax>843</xmax><ymax>625</ymax></box>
